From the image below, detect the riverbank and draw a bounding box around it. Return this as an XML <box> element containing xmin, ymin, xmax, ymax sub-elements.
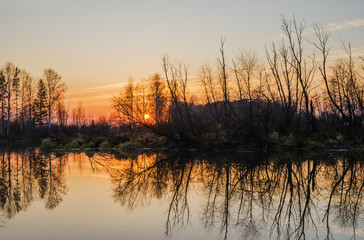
<box><xmin>33</xmin><ymin>131</ymin><xmax>364</xmax><ymax>153</ymax></box>
<box><xmin>2</xmin><ymin>128</ymin><xmax>364</xmax><ymax>154</ymax></box>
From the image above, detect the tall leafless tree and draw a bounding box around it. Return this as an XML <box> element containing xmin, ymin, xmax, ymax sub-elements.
<box><xmin>148</xmin><ymin>73</ymin><xmax>167</xmax><ymax>125</ymax></box>
<box><xmin>43</xmin><ymin>68</ymin><xmax>67</xmax><ymax>134</ymax></box>
<box><xmin>3</xmin><ymin>63</ymin><xmax>19</xmax><ymax>137</ymax></box>
<box><xmin>281</xmin><ymin>16</ymin><xmax>317</xmax><ymax>130</ymax></box>
<box><xmin>217</xmin><ymin>38</ymin><xmax>231</xmax><ymax>128</ymax></box>
<box><xmin>162</xmin><ymin>55</ymin><xmax>195</xmax><ymax>141</ymax></box>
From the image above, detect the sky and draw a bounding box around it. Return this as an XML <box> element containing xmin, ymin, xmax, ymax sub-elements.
<box><xmin>0</xmin><ymin>0</ymin><xmax>363</xmax><ymax>117</ymax></box>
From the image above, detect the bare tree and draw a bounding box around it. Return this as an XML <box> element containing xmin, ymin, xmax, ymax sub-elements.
<box><xmin>162</xmin><ymin>55</ymin><xmax>195</xmax><ymax>141</ymax></box>
<box><xmin>43</xmin><ymin>68</ymin><xmax>67</xmax><ymax>134</ymax></box>
<box><xmin>200</xmin><ymin>63</ymin><xmax>220</xmax><ymax>121</ymax></box>
<box><xmin>23</xmin><ymin>74</ymin><xmax>35</xmax><ymax>128</ymax></box>
<box><xmin>56</xmin><ymin>100</ymin><xmax>69</xmax><ymax>128</ymax></box>
<box><xmin>12</xmin><ymin>72</ymin><xmax>20</xmax><ymax>128</ymax></box>
<box><xmin>134</xmin><ymin>79</ymin><xmax>148</xmax><ymax>124</ymax></box>
<box><xmin>112</xmin><ymin>77</ymin><xmax>136</xmax><ymax>131</ymax></box>
<box><xmin>33</xmin><ymin>79</ymin><xmax>48</xmax><ymax>126</ymax></box>
<box><xmin>148</xmin><ymin>73</ymin><xmax>167</xmax><ymax>125</ymax></box>
<box><xmin>19</xmin><ymin>70</ymin><xmax>32</xmax><ymax>132</ymax></box>
<box><xmin>72</xmin><ymin>102</ymin><xmax>85</xmax><ymax>131</ymax></box>
<box><xmin>281</xmin><ymin>16</ymin><xmax>316</xmax><ymax>130</ymax></box>
<box><xmin>233</xmin><ymin>51</ymin><xmax>259</xmax><ymax>123</ymax></box>
<box><xmin>266</xmin><ymin>41</ymin><xmax>299</xmax><ymax>131</ymax></box>
<box><xmin>217</xmin><ymin>38</ymin><xmax>230</xmax><ymax>127</ymax></box>
<box><xmin>314</xmin><ymin>25</ymin><xmax>364</xmax><ymax>125</ymax></box>
<box><xmin>313</xmin><ymin>25</ymin><xmax>347</xmax><ymax>121</ymax></box>
<box><xmin>0</xmin><ymin>71</ymin><xmax>6</xmax><ymax>136</ymax></box>
<box><xmin>3</xmin><ymin>63</ymin><xmax>19</xmax><ymax>137</ymax></box>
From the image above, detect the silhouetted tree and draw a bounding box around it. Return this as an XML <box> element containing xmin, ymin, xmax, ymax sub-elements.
<box><xmin>56</xmin><ymin>100</ymin><xmax>69</xmax><ymax>129</ymax></box>
<box><xmin>12</xmin><ymin>73</ymin><xmax>20</xmax><ymax>129</ymax></box>
<box><xmin>281</xmin><ymin>16</ymin><xmax>316</xmax><ymax>131</ymax></box>
<box><xmin>232</xmin><ymin>51</ymin><xmax>260</xmax><ymax>126</ymax></box>
<box><xmin>266</xmin><ymin>38</ymin><xmax>299</xmax><ymax>132</ymax></box>
<box><xmin>0</xmin><ymin>71</ymin><xmax>7</xmax><ymax>136</ymax></box>
<box><xmin>72</xmin><ymin>102</ymin><xmax>86</xmax><ymax>131</ymax></box>
<box><xmin>22</xmin><ymin>72</ymin><xmax>35</xmax><ymax>129</ymax></box>
<box><xmin>33</xmin><ymin>79</ymin><xmax>47</xmax><ymax>126</ymax></box>
<box><xmin>217</xmin><ymin>38</ymin><xmax>230</xmax><ymax>128</ymax></box>
<box><xmin>162</xmin><ymin>55</ymin><xmax>195</xmax><ymax>142</ymax></box>
<box><xmin>148</xmin><ymin>73</ymin><xmax>167</xmax><ymax>125</ymax></box>
<box><xmin>200</xmin><ymin>63</ymin><xmax>220</xmax><ymax>123</ymax></box>
<box><xmin>3</xmin><ymin>63</ymin><xmax>19</xmax><ymax>137</ymax></box>
<box><xmin>43</xmin><ymin>68</ymin><xmax>67</xmax><ymax>134</ymax></box>
<box><xmin>19</xmin><ymin>70</ymin><xmax>32</xmax><ymax>132</ymax></box>
<box><xmin>112</xmin><ymin>77</ymin><xmax>136</xmax><ymax>132</ymax></box>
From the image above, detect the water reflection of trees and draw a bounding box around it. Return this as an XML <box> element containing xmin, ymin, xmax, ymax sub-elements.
<box><xmin>108</xmin><ymin>153</ymin><xmax>195</xmax><ymax>236</ymax></box>
<box><xmin>106</xmin><ymin>152</ymin><xmax>364</xmax><ymax>240</ymax></box>
<box><xmin>0</xmin><ymin>150</ymin><xmax>363</xmax><ymax>240</ymax></box>
<box><xmin>0</xmin><ymin>148</ymin><xmax>67</xmax><ymax>223</ymax></box>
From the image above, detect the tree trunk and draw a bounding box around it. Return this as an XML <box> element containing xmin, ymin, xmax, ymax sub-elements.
<box><xmin>48</xmin><ymin>105</ymin><xmax>51</xmax><ymax>135</ymax></box>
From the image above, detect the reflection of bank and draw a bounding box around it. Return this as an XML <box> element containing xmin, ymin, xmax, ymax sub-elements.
<box><xmin>0</xmin><ymin>149</ymin><xmax>68</xmax><ymax>222</ymax></box>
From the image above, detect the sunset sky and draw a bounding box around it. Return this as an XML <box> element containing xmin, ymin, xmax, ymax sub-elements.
<box><xmin>0</xmin><ymin>0</ymin><xmax>363</xmax><ymax>117</ymax></box>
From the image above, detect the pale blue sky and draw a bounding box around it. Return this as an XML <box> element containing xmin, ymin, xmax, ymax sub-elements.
<box><xmin>0</xmin><ymin>0</ymin><xmax>363</xmax><ymax>114</ymax></box>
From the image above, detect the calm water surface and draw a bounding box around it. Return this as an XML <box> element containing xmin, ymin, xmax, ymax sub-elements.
<box><xmin>0</xmin><ymin>150</ymin><xmax>363</xmax><ymax>240</ymax></box>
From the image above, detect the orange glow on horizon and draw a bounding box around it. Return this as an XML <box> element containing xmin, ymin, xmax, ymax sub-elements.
<box><xmin>65</xmin><ymin>75</ymin><xmax>204</xmax><ymax>120</ymax></box>
<box><xmin>66</xmin><ymin>84</ymin><xmax>119</xmax><ymax>119</ymax></box>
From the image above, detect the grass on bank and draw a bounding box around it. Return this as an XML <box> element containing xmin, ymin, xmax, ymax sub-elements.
<box><xmin>39</xmin><ymin>131</ymin><xmax>168</xmax><ymax>152</ymax></box>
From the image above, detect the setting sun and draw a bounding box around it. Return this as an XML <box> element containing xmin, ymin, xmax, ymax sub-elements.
<box><xmin>144</xmin><ymin>114</ymin><xmax>150</xmax><ymax>120</ymax></box>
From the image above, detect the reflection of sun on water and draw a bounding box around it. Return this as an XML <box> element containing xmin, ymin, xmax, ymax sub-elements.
<box><xmin>144</xmin><ymin>114</ymin><xmax>150</xmax><ymax>120</ymax></box>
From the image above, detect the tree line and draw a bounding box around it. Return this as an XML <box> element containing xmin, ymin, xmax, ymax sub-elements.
<box><xmin>0</xmin><ymin>63</ymin><xmax>67</xmax><ymax>137</ymax></box>
<box><xmin>4</xmin><ymin>16</ymin><xmax>363</xmax><ymax>149</ymax></box>
<box><xmin>112</xmin><ymin>17</ymin><xmax>364</xmax><ymax>148</ymax></box>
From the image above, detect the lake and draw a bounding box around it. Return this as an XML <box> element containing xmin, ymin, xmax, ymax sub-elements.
<box><xmin>0</xmin><ymin>149</ymin><xmax>363</xmax><ymax>240</ymax></box>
